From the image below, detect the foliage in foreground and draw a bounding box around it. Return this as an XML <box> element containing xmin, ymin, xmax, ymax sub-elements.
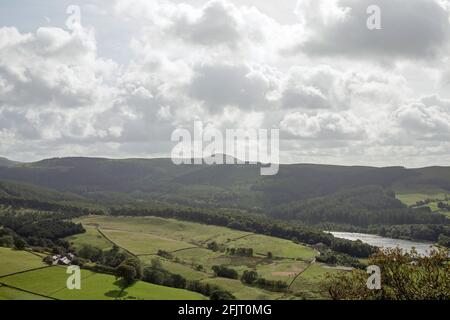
<box><xmin>327</xmin><ymin>247</ymin><xmax>450</xmax><ymax>300</ymax></box>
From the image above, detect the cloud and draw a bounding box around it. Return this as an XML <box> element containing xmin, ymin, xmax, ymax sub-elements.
<box><xmin>0</xmin><ymin>0</ymin><xmax>449</xmax><ymax>166</ymax></box>
<box><xmin>293</xmin><ymin>0</ymin><xmax>450</xmax><ymax>60</ymax></box>
<box><xmin>0</xmin><ymin>26</ymin><xmax>117</xmax><ymax>109</ymax></box>
<box><xmin>280</xmin><ymin>111</ymin><xmax>367</xmax><ymax>140</ymax></box>
<box><xmin>391</xmin><ymin>95</ymin><xmax>450</xmax><ymax>141</ymax></box>
<box><xmin>187</xmin><ymin>62</ymin><xmax>273</xmax><ymax>112</ymax></box>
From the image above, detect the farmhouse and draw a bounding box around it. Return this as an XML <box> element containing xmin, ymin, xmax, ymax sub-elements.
<box><xmin>45</xmin><ymin>253</ymin><xmax>75</xmax><ymax>266</ymax></box>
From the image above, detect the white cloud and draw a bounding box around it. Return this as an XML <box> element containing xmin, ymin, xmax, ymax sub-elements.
<box><xmin>280</xmin><ymin>111</ymin><xmax>367</xmax><ymax>140</ymax></box>
<box><xmin>0</xmin><ymin>0</ymin><xmax>449</xmax><ymax>166</ymax></box>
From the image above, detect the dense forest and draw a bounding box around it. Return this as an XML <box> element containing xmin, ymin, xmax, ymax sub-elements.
<box><xmin>272</xmin><ymin>186</ymin><xmax>445</xmax><ymax>226</ymax></box>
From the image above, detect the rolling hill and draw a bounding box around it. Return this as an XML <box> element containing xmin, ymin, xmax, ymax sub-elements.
<box><xmin>0</xmin><ymin>156</ymin><xmax>448</xmax><ymax>211</ymax></box>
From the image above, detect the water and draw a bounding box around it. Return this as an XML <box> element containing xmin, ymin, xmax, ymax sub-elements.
<box><xmin>329</xmin><ymin>231</ymin><xmax>436</xmax><ymax>256</ymax></box>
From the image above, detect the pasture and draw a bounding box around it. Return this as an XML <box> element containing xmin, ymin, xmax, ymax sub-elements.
<box><xmin>200</xmin><ymin>277</ymin><xmax>284</xmax><ymax>300</ymax></box>
<box><xmin>0</xmin><ymin>247</ymin><xmax>46</xmax><ymax>277</ymax></box>
<box><xmin>226</xmin><ymin>234</ymin><xmax>317</xmax><ymax>260</ymax></box>
<box><xmin>68</xmin><ymin>215</ymin><xmax>324</xmax><ymax>300</ymax></box>
<box><xmin>0</xmin><ymin>266</ymin><xmax>206</xmax><ymax>300</ymax></box>
<box><xmin>66</xmin><ymin>226</ymin><xmax>113</xmax><ymax>251</ymax></box>
<box><xmin>74</xmin><ymin>215</ymin><xmax>251</xmax><ymax>246</ymax></box>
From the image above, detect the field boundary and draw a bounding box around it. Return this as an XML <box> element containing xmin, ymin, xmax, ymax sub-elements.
<box><xmin>96</xmin><ymin>228</ymin><xmax>137</xmax><ymax>257</ymax></box>
<box><xmin>0</xmin><ymin>281</ymin><xmax>57</xmax><ymax>300</ymax></box>
<box><xmin>0</xmin><ymin>265</ymin><xmax>53</xmax><ymax>280</ymax></box>
<box><xmin>287</xmin><ymin>258</ymin><xmax>316</xmax><ymax>290</ymax></box>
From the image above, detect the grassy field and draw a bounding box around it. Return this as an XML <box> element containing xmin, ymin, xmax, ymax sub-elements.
<box><xmin>396</xmin><ymin>193</ymin><xmax>448</xmax><ymax>207</ymax></box>
<box><xmin>73</xmin><ymin>215</ymin><xmax>251</xmax><ymax>246</ymax></box>
<box><xmin>0</xmin><ymin>248</ymin><xmax>206</xmax><ymax>300</ymax></box>
<box><xmin>255</xmin><ymin>260</ymin><xmax>309</xmax><ymax>282</ymax></box>
<box><xmin>67</xmin><ymin>215</ymin><xmax>328</xmax><ymax>300</ymax></box>
<box><xmin>140</xmin><ymin>256</ymin><xmax>210</xmax><ymax>281</ymax></box>
<box><xmin>100</xmin><ymin>229</ymin><xmax>194</xmax><ymax>255</ymax></box>
<box><xmin>289</xmin><ymin>263</ymin><xmax>342</xmax><ymax>299</ymax></box>
<box><xmin>0</xmin><ymin>247</ymin><xmax>46</xmax><ymax>277</ymax></box>
<box><xmin>227</xmin><ymin>234</ymin><xmax>317</xmax><ymax>260</ymax></box>
<box><xmin>66</xmin><ymin>226</ymin><xmax>113</xmax><ymax>251</ymax></box>
<box><xmin>0</xmin><ymin>265</ymin><xmax>206</xmax><ymax>300</ymax></box>
<box><xmin>200</xmin><ymin>277</ymin><xmax>284</xmax><ymax>300</ymax></box>
<box><xmin>73</xmin><ymin>216</ymin><xmax>317</xmax><ymax>260</ymax></box>
<box><xmin>0</xmin><ymin>285</ymin><xmax>50</xmax><ymax>300</ymax></box>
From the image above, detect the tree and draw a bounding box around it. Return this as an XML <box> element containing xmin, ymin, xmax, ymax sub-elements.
<box><xmin>211</xmin><ymin>265</ymin><xmax>238</xmax><ymax>279</ymax></box>
<box><xmin>207</xmin><ymin>241</ymin><xmax>219</xmax><ymax>252</ymax></box>
<box><xmin>116</xmin><ymin>258</ymin><xmax>142</xmax><ymax>286</ymax></box>
<box><xmin>13</xmin><ymin>237</ymin><xmax>27</xmax><ymax>250</ymax></box>
<box><xmin>78</xmin><ymin>244</ymin><xmax>103</xmax><ymax>262</ymax></box>
<box><xmin>241</xmin><ymin>270</ymin><xmax>258</xmax><ymax>285</ymax></box>
<box><xmin>327</xmin><ymin>247</ymin><xmax>450</xmax><ymax>300</ymax></box>
<box><xmin>438</xmin><ymin>234</ymin><xmax>450</xmax><ymax>248</ymax></box>
<box><xmin>116</xmin><ymin>264</ymin><xmax>137</xmax><ymax>286</ymax></box>
<box><xmin>210</xmin><ymin>290</ymin><xmax>236</xmax><ymax>300</ymax></box>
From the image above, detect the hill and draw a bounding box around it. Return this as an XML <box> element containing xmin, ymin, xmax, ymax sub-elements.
<box><xmin>0</xmin><ymin>156</ymin><xmax>448</xmax><ymax>209</ymax></box>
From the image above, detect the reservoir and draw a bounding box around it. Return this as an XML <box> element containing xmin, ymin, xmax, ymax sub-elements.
<box><xmin>329</xmin><ymin>231</ymin><xmax>435</xmax><ymax>256</ymax></box>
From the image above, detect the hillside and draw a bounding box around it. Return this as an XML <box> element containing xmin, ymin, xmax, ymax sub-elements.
<box><xmin>0</xmin><ymin>156</ymin><xmax>448</xmax><ymax>211</ymax></box>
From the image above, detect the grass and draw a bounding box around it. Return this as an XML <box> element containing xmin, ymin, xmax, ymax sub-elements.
<box><xmin>255</xmin><ymin>260</ymin><xmax>309</xmax><ymax>282</ymax></box>
<box><xmin>66</xmin><ymin>226</ymin><xmax>113</xmax><ymax>251</ymax></box>
<box><xmin>226</xmin><ymin>234</ymin><xmax>317</xmax><ymax>260</ymax></box>
<box><xmin>0</xmin><ymin>285</ymin><xmax>50</xmax><ymax>300</ymax></box>
<box><xmin>0</xmin><ymin>266</ymin><xmax>206</xmax><ymax>300</ymax></box>
<box><xmin>396</xmin><ymin>193</ymin><xmax>448</xmax><ymax>207</ymax></box>
<box><xmin>74</xmin><ymin>215</ymin><xmax>251</xmax><ymax>246</ymax></box>
<box><xmin>67</xmin><ymin>215</ymin><xmax>346</xmax><ymax>300</ymax></box>
<box><xmin>200</xmin><ymin>277</ymin><xmax>284</xmax><ymax>300</ymax></box>
<box><xmin>289</xmin><ymin>263</ymin><xmax>342</xmax><ymax>299</ymax></box>
<box><xmin>0</xmin><ymin>247</ymin><xmax>46</xmax><ymax>277</ymax></box>
<box><xmin>140</xmin><ymin>256</ymin><xmax>210</xmax><ymax>281</ymax></box>
<box><xmin>100</xmin><ymin>229</ymin><xmax>193</xmax><ymax>255</ymax></box>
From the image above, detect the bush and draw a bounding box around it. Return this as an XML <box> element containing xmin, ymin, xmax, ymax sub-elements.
<box><xmin>211</xmin><ymin>265</ymin><xmax>238</xmax><ymax>279</ymax></box>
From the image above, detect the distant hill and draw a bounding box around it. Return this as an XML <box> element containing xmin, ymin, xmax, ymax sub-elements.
<box><xmin>0</xmin><ymin>157</ymin><xmax>20</xmax><ymax>167</ymax></box>
<box><xmin>0</xmin><ymin>156</ymin><xmax>448</xmax><ymax>211</ymax></box>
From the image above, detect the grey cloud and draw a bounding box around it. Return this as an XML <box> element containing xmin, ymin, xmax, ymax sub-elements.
<box><xmin>188</xmin><ymin>63</ymin><xmax>270</xmax><ymax>112</ymax></box>
<box><xmin>294</xmin><ymin>0</ymin><xmax>450</xmax><ymax>60</ymax></box>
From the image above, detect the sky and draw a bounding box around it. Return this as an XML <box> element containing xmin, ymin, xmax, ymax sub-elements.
<box><xmin>0</xmin><ymin>0</ymin><xmax>450</xmax><ymax>167</ymax></box>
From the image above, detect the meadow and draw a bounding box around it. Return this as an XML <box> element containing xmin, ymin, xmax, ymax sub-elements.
<box><xmin>0</xmin><ymin>248</ymin><xmax>206</xmax><ymax>300</ymax></box>
<box><xmin>67</xmin><ymin>215</ymin><xmax>339</xmax><ymax>299</ymax></box>
<box><xmin>0</xmin><ymin>247</ymin><xmax>46</xmax><ymax>277</ymax></box>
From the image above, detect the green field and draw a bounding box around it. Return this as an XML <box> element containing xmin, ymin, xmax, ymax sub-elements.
<box><xmin>227</xmin><ymin>234</ymin><xmax>317</xmax><ymax>260</ymax></box>
<box><xmin>0</xmin><ymin>265</ymin><xmax>206</xmax><ymax>300</ymax></box>
<box><xmin>73</xmin><ymin>215</ymin><xmax>252</xmax><ymax>246</ymax></box>
<box><xmin>289</xmin><ymin>263</ymin><xmax>343</xmax><ymax>299</ymax></box>
<box><xmin>67</xmin><ymin>215</ymin><xmax>330</xmax><ymax>300</ymax></box>
<box><xmin>0</xmin><ymin>285</ymin><xmax>50</xmax><ymax>300</ymax></box>
<box><xmin>396</xmin><ymin>193</ymin><xmax>448</xmax><ymax>207</ymax></box>
<box><xmin>0</xmin><ymin>247</ymin><xmax>46</xmax><ymax>276</ymax></box>
<box><xmin>66</xmin><ymin>226</ymin><xmax>113</xmax><ymax>251</ymax></box>
<box><xmin>255</xmin><ymin>260</ymin><xmax>309</xmax><ymax>282</ymax></box>
<box><xmin>100</xmin><ymin>229</ymin><xmax>194</xmax><ymax>255</ymax></box>
<box><xmin>140</xmin><ymin>256</ymin><xmax>210</xmax><ymax>281</ymax></box>
<box><xmin>73</xmin><ymin>216</ymin><xmax>317</xmax><ymax>260</ymax></box>
<box><xmin>0</xmin><ymin>248</ymin><xmax>206</xmax><ymax>300</ymax></box>
<box><xmin>200</xmin><ymin>277</ymin><xmax>284</xmax><ymax>300</ymax></box>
